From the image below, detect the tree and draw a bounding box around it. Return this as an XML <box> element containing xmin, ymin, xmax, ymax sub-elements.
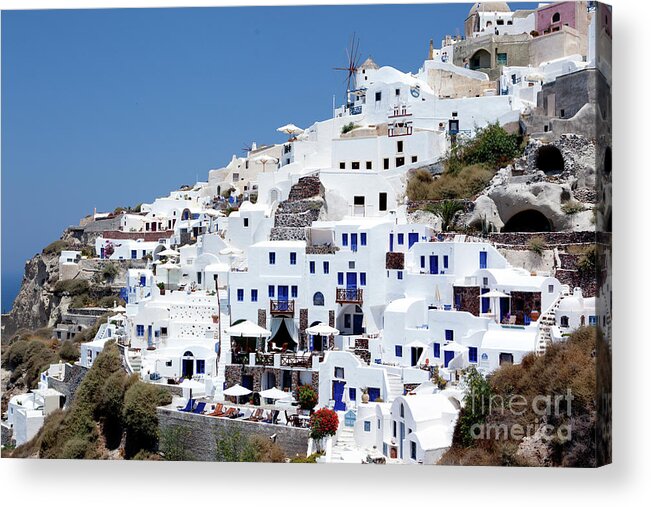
<box><xmin>159</xmin><ymin>425</ymin><xmax>194</xmax><ymax>461</ymax></box>
<box><xmin>427</xmin><ymin>200</ymin><xmax>466</xmax><ymax>232</ymax></box>
<box><xmin>122</xmin><ymin>382</ymin><xmax>172</xmax><ymax>458</ymax></box>
<box><xmin>457</xmin><ymin>367</ymin><xmax>492</xmax><ymax>447</ymax></box>
<box><xmin>297</xmin><ymin>385</ymin><xmax>318</xmax><ymax>411</ymax></box>
<box><xmin>309</xmin><ymin>408</ymin><xmax>339</xmax><ymax>440</ymax></box>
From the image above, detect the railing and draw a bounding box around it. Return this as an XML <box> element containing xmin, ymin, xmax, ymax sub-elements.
<box><xmin>388</xmin><ymin>124</ymin><xmax>413</xmax><ymax>137</ymax></box>
<box><xmin>335</xmin><ymin>287</ymin><xmax>363</xmax><ymax>304</ymax></box>
<box><xmin>280</xmin><ymin>353</ymin><xmax>312</xmax><ymax>368</ymax></box>
<box><xmin>255</xmin><ymin>353</ymin><xmax>275</xmax><ymax>366</ymax></box>
<box><xmin>270</xmin><ymin>299</ymin><xmax>295</xmax><ymax>315</ymax></box>
<box><xmin>350</xmin><ymin>105</ymin><xmax>363</xmax><ymax>115</ymax></box>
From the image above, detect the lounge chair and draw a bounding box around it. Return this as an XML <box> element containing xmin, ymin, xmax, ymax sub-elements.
<box><xmin>192</xmin><ymin>402</ymin><xmax>206</xmax><ymax>414</ymax></box>
<box><xmin>206</xmin><ymin>403</ymin><xmax>225</xmax><ymax>417</ymax></box>
<box><xmin>219</xmin><ymin>407</ymin><xmax>237</xmax><ymax>418</ymax></box>
<box><xmin>271</xmin><ymin>410</ymin><xmax>280</xmax><ymax>424</ymax></box>
<box><xmin>261</xmin><ymin>410</ymin><xmax>273</xmax><ymax>423</ymax></box>
<box><xmin>249</xmin><ymin>408</ymin><xmax>264</xmax><ymax>422</ymax></box>
<box><xmin>177</xmin><ymin>399</ymin><xmax>195</xmax><ymax>412</ymax></box>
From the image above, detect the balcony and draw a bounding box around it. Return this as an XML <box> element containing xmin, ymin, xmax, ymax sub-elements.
<box><xmin>270</xmin><ymin>299</ymin><xmax>295</xmax><ymax>316</ymax></box>
<box><xmin>336</xmin><ymin>287</ymin><xmax>363</xmax><ymax>305</ymax></box>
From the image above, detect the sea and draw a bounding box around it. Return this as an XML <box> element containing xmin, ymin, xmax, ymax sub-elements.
<box><xmin>1</xmin><ymin>271</ymin><xmax>23</xmax><ymax>314</ymax></box>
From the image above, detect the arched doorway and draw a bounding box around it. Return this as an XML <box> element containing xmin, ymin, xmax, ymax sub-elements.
<box><xmin>502</xmin><ymin>210</ymin><xmax>553</xmax><ymax>232</ymax></box>
<box><xmin>269</xmin><ymin>188</ymin><xmax>280</xmax><ymax>203</ymax></box>
<box><xmin>470</xmin><ymin>49</ymin><xmax>491</xmax><ymax>70</ymax></box>
<box><xmin>182</xmin><ymin>351</ymin><xmax>194</xmax><ymax>378</ymax></box>
<box><xmin>536</xmin><ymin>145</ymin><xmax>565</xmax><ymax>174</ymax></box>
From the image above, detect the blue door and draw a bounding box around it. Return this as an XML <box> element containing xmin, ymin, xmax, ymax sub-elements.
<box><xmin>408</xmin><ymin>232</ymin><xmax>418</xmax><ymax>249</ymax></box>
<box><xmin>350</xmin><ymin>233</ymin><xmax>358</xmax><ymax>252</ymax></box>
<box><xmin>333</xmin><ymin>381</ymin><xmax>346</xmax><ymax>411</ymax></box>
<box><xmin>278</xmin><ymin>285</ymin><xmax>289</xmax><ymax>311</ymax></box>
<box><xmin>346</xmin><ymin>272</ymin><xmax>357</xmax><ymax>300</ymax></box>
<box><xmin>479</xmin><ymin>251</ymin><xmax>487</xmax><ymax>269</ymax></box>
<box><xmin>429</xmin><ymin>255</ymin><xmax>439</xmax><ymax>274</ymax></box>
<box><xmin>481</xmin><ymin>288</ymin><xmax>490</xmax><ymax>313</ymax></box>
<box><xmin>444</xmin><ymin>350</ymin><xmax>455</xmax><ymax>367</ymax></box>
<box><xmin>353</xmin><ymin>314</ymin><xmax>363</xmax><ymax>334</ymax></box>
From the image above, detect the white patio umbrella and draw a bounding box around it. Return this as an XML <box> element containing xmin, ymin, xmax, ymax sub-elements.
<box><xmin>252</xmin><ymin>154</ymin><xmax>279</xmax><ymax>172</ymax></box>
<box><xmin>479</xmin><ymin>290</ymin><xmax>511</xmax><ymax>299</ymax></box>
<box><xmin>179</xmin><ymin>378</ymin><xmax>206</xmax><ymax>400</ymax></box>
<box><xmin>259</xmin><ymin>387</ymin><xmax>291</xmax><ymax>400</ymax></box>
<box><xmin>305</xmin><ymin>323</ymin><xmax>340</xmax><ymax>336</ymax></box>
<box><xmin>113</xmin><ymin>304</ymin><xmax>126</xmax><ymax>313</ymax></box>
<box><xmin>219</xmin><ymin>246</ymin><xmax>243</xmax><ymax>256</ymax></box>
<box><xmin>225</xmin><ymin>320</ymin><xmax>271</xmax><ymax>337</ymax></box>
<box><xmin>276</xmin><ymin>123</ymin><xmax>304</xmax><ymax>136</ymax></box>
<box><xmin>223</xmin><ymin>384</ymin><xmax>252</xmax><ymax>397</ymax></box>
<box><xmin>158</xmin><ymin>248</ymin><xmax>179</xmax><ymax>257</ymax></box>
<box><xmin>443</xmin><ymin>341</ymin><xmax>468</xmax><ymax>353</ymax></box>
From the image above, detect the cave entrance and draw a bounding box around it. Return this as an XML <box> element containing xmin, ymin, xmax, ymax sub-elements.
<box><xmin>536</xmin><ymin>145</ymin><xmax>564</xmax><ymax>174</ymax></box>
<box><xmin>502</xmin><ymin>210</ymin><xmax>553</xmax><ymax>232</ymax></box>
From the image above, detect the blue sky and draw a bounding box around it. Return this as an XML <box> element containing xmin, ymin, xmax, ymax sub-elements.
<box><xmin>1</xmin><ymin>2</ymin><xmax>538</xmax><ymax>311</ymax></box>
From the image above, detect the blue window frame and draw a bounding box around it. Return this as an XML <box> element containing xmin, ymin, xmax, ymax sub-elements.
<box><xmin>136</xmin><ymin>325</ymin><xmax>145</xmax><ymax>337</ymax></box>
<box><xmin>395</xmin><ymin>345</ymin><xmax>403</xmax><ymax>357</ymax></box>
<box><xmin>291</xmin><ymin>285</ymin><xmax>298</xmax><ymax>298</ymax></box>
<box><xmin>420</xmin><ymin>256</ymin><xmax>425</xmax><ymax>269</ymax></box>
<box><xmin>342</xmin><ymin>233</ymin><xmax>348</xmax><ymax>246</ymax></box>
<box><xmin>443</xmin><ymin>255</ymin><xmax>449</xmax><ymax>269</ymax></box>
<box><xmin>360</xmin><ymin>233</ymin><xmax>367</xmax><ymax>246</ymax></box>
<box><xmin>397</xmin><ymin>233</ymin><xmax>404</xmax><ymax>245</ymax></box>
<box><xmin>140</xmin><ymin>275</ymin><xmax>147</xmax><ymax>286</ymax></box>
<box><xmin>131</xmin><ymin>250</ymin><xmax>137</xmax><ymax>259</ymax></box>
<box><xmin>364</xmin><ymin>421</ymin><xmax>371</xmax><ymax>432</ymax></box>
<box><xmin>268</xmin><ymin>285</ymin><xmax>275</xmax><ymax>298</ymax></box>
<box><xmin>309</xmin><ymin>261</ymin><xmax>315</xmax><ymax>274</ymax></box>
<box><xmin>269</xmin><ymin>252</ymin><xmax>276</xmax><ymax>265</ymax></box>
<box><xmin>479</xmin><ymin>251</ymin><xmax>487</xmax><ymax>269</ymax></box>
<box><xmin>323</xmin><ymin>261</ymin><xmax>330</xmax><ymax>274</ymax></box>
<box><xmin>349</xmin><ymin>388</ymin><xmax>356</xmax><ymax>401</ymax></box>
<box><xmin>411</xmin><ymin>441</ymin><xmax>417</xmax><ymax>460</ymax></box>
<box><xmin>196</xmin><ymin>360</ymin><xmax>205</xmax><ymax>374</ymax></box>
<box><xmin>469</xmin><ymin>346</ymin><xmax>478</xmax><ymax>363</ymax></box>
<box><xmin>237</xmin><ymin>289</ymin><xmax>244</xmax><ymax>302</ymax></box>
<box><xmin>360</xmin><ymin>272</ymin><xmax>366</xmax><ymax>286</ymax></box>
<box><xmin>589</xmin><ymin>315</ymin><xmax>598</xmax><ymax>326</ymax></box>
<box><xmin>445</xmin><ymin>329</ymin><xmax>454</xmax><ymax>341</ymax></box>
<box><xmin>397</xmin><ymin>271</ymin><xmax>403</xmax><ymax>280</ymax></box>
<box><xmin>290</xmin><ymin>252</ymin><xmax>297</xmax><ymax>265</ymax></box>
<box><xmin>251</xmin><ymin>289</ymin><xmax>258</xmax><ymax>302</ymax></box>
<box><xmin>338</xmin><ymin>272</ymin><xmax>344</xmax><ymax>285</ymax></box>
<box><xmin>434</xmin><ymin>343</ymin><xmax>440</xmax><ymax>358</ymax></box>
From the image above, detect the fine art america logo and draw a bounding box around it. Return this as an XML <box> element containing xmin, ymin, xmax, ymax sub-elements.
<box><xmin>469</xmin><ymin>389</ymin><xmax>575</xmax><ymax>443</ymax></box>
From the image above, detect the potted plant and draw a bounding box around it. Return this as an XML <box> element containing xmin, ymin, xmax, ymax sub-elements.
<box><xmin>530</xmin><ymin>310</ymin><xmax>540</xmax><ymax>322</ymax></box>
<box><xmin>361</xmin><ymin>387</ymin><xmax>370</xmax><ymax>404</ymax></box>
<box><xmin>157</xmin><ymin>282</ymin><xmax>166</xmax><ymax>295</ymax></box>
<box><xmin>297</xmin><ymin>384</ymin><xmax>318</xmax><ymax>412</ymax></box>
<box><xmin>309</xmin><ymin>407</ymin><xmax>339</xmax><ymax>452</ymax></box>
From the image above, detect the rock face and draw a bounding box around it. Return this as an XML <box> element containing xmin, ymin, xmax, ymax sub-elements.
<box><xmin>270</xmin><ymin>176</ymin><xmax>326</xmax><ymax>241</ymax></box>
<box><xmin>465</xmin><ymin>134</ymin><xmax>597</xmax><ymax>233</ymax></box>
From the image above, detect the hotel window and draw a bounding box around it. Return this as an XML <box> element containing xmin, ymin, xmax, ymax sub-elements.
<box><xmin>420</xmin><ymin>256</ymin><xmax>425</xmax><ymax>269</ymax></box>
<box><xmin>360</xmin><ymin>233</ymin><xmax>367</xmax><ymax>245</ymax></box>
<box><xmin>349</xmin><ymin>261</ymin><xmax>355</xmax><ymax>269</ymax></box>
<box><xmin>560</xmin><ymin>316</ymin><xmax>569</xmax><ymax>327</ymax></box>
<box><xmin>360</xmin><ymin>273</ymin><xmax>367</xmax><ymax>286</ymax></box>
<box><xmin>309</xmin><ymin>261</ymin><xmax>315</xmax><ymax>274</ymax></box>
<box><xmin>397</xmin><ymin>140</ymin><xmax>404</xmax><ymax>152</ymax></box>
<box><xmin>334</xmin><ymin>367</ymin><xmax>345</xmax><ymax>379</ymax></box>
<box><xmin>340</xmin><ymin>162</ymin><xmax>346</xmax><ymax>169</ymax></box>
<box><xmin>548</xmin><ymin>284</ymin><xmax>555</xmax><ymax>293</ymax></box>
<box><xmin>268</xmin><ymin>285</ymin><xmax>275</xmax><ymax>298</ymax></box>
<box><xmin>196</xmin><ymin>360</ymin><xmax>205</xmax><ymax>374</ymax></box>
<box><xmin>397</xmin><ymin>233</ymin><xmax>404</xmax><ymax>245</ymax></box>
<box><xmin>434</xmin><ymin>343</ymin><xmax>440</xmax><ymax>358</ymax></box>
<box><xmin>397</xmin><ymin>271</ymin><xmax>403</xmax><ymax>280</ymax></box>
<box><xmin>243</xmin><ymin>218</ymin><xmax>249</xmax><ymax>227</ymax></box>
<box><xmin>395</xmin><ymin>345</ymin><xmax>403</xmax><ymax>357</ymax></box>
<box><xmin>395</xmin><ymin>88</ymin><xmax>401</xmax><ymax>96</ymax></box>
<box><xmin>160</xmin><ymin>327</ymin><xmax>168</xmax><ymax>337</ymax></box>
<box><xmin>445</xmin><ymin>329</ymin><xmax>454</xmax><ymax>341</ymax></box>
<box><xmin>291</xmin><ymin>286</ymin><xmax>298</xmax><ymax>298</ymax></box>
<box><xmin>443</xmin><ymin>255</ymin><xmax>449</xmax><ymax>269</ymax></box>
<box><xmin>290</xmin><ymin>252</ymin><xmax>297</xmax><ymax>265</ymax></box>
<box><xmin>375</xmin><ymin>91</ymin><xmax>382</xmax><ymax>101</ymax></box>
<box><xmin>349</xmin><ymin>388</ymin><xmax>356</xmax><ymax>401</ymax></box>
<box><xmin>269</xmin><ymin>252</ymin><xmax>276</xmax><ymax>265</ymax></box>
<box><xmin>165</xmin><ymin>360</ymin><xmax>172</xmax><ymax>367</ymax></box>
<box><xmin>237</xmin><ymin>289</ymin><xmax>244</xmax><ymax>302</ymax></box>
<box><xmin>323</xmin><ymin>261</ymin><xmax>330</xmax><ymax>274</ymax></box>
<box><xmin>251</xmin><ymin>289</ymin><xmax>258</xmax><ymax>302</ymax></box>
<box><xmin>411</xmin><ymin>441</ymin><xmax>417</xmax><ymax>460</ymax></box>
<box><xmin>396</xmin><ymin>157</ymin><xmax>405</xmax><ymax>167</ymax></box>
<box><xmin>411</xmin><ymin>156</ymin><xmax>418</xmax><ymax>163</ymax></box>
<box><xmin>366</xmin><ymin>161</ymin><xmax>372</xmax><ymax>170</ymax></box>
<box><xmin>364</xmin><ymin>421</ymin><xmax>371</xmax><ymax>432</ymax></box>
<box><xmin>469</xmin><ymin>347</ymin><xmax>478</xmax><ymax>363</ymax></box>
<box><xmin>338</xmin><ymin>272</ymin><xmax>344</xmax><ymax>285</ymax></box>
<box><xmin>393</xmin><ymin>421</ymin><xmax>397</xmax><ymax>438</ymax></box>
<box><xmin>552</xmin><ymin>12</ymin><xmax>560</xmax><ymax>23</ymax></box>
<box><xmin>342</xmin><ymin>233</ymin><xmax>348</xmax><ymax>246</ymax></box>
<box><xmin>136</xmin><ymin>325</ymin><xmax>144</xmax><ymax>337</ymax></box>
<box><xmin>383</xmin><ymin>158</ymin><xmax>390</xmax><ymax>170</ymax></box>
<box><xmin>351</xmin><ymin>161</ymin><xmax>360</xmax><ymax>170</ymax></box>
<box><xmin>379</xmin><ymin>192</ymin><xmax>387</xmax><ymax>211</ymax></box>
<box><xmin>400</xmin><ymin>403</ymin><xmax>405</xmax><ymax>417</ymax></box>
<box><xmin>497</xmin><ymin>53</ymin><xmax>508</xmax><ymax>66</ymax></box>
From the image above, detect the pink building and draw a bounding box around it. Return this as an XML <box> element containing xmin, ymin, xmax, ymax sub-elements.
<box><xmin>536</xmin><ymin>1</ymin><xmax>588</xmax><ymax>35</ymax></box>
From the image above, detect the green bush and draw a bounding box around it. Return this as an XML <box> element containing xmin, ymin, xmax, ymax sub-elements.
<box><xmin>561</xmin><ymin>201</ymin><xmax>586</xmax><ymax>215</ymax></box>
<box><xmin>425</xmin><ymin>200</ymin><xmax>466</xmax><ymax>232</ymax></box>
<box><xmin>462</xmin><ymin>122</ymin><xmax>521</xmax><ymax>170</ymax></box>
<box><xmin>159</xmin><ymin>426</ymin><xmax>195</xmax><ymax>461</ymax></box>
<box><xmin>341</xmin><ymin>122</ymin><xmax>359</xmax><ymax>135</ymax></box>
<box><xmin>290</xmin><ymin>452</ymin><xmax>323</xmax><ymax>463</ymax></box>
<box><xmin>58</xmin><ymin>340</ymin><xmax>80</xmax><ymax>362</ymax></box>
<box><xmin>43</xmin><ymin>240</ymin><xmax>71</xmax><ymax>255</ymax></box>
<box><xmin>101</xmin><ymin>263</ymin><xmax>119</xmax><ymax>283</ymax></box>
<box><xmin>214</xmin><ymin>428</ymin><xmax>286</xmax><ymax>463</ymax></box>
<box><xmin>122</xmin><ymin>382</ymin><xmax>172</xmax><ymax>458</ymax></box>
<box><xmin>527</xmin><ymin>236</ymin><xmax>547</xmax><ymax>256</ymax></box>
<box><xmin>53</xmin><ymin>279</ymin><xmax>90</xmax><ymax>297</ymax></box>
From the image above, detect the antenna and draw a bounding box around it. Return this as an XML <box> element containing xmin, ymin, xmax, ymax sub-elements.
<box><xmin>333</xmin><ymin>33</ymin><xmax>362</xmax><ymax>106</ymax></box>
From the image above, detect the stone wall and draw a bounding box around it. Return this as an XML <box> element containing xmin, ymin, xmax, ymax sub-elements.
<box><xmin>47</xmin><ymin>363</ymin><xmax>88</xmax><ymax>408</ymax></box>
<box><xmin>386</xmin><ymin>252</ymin><xmax>405</xmax><ymax>270</ymax></box>
<box><xmin>453</xmin><ymin>286</ymin><xmax>480</xmax><ymax>316</ymax></box>
<box><xmin>102</xmin><ymin>230</ymin><xmax>173</xmax><ymax>241</ymax></box>
<box><xmin>510</xmin><ymin>291</ymin><xmax>542</xmax><ymax>325</ymax></box>
<box><xmin>489</xmin><ymin>231</ymin><xmax>595</xmax><ymax>247</ymax></box>
<box><xmin>224</xmin><ymin>365</ymin><xmax>318</xmax><ymax>394</ymax></box>
<box><xmin>157</xmin><ymin>407</ymin><xmax>310</xmax><ymax>461</ymax></box>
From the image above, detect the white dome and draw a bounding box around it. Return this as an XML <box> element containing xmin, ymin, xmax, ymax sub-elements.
<box><xmin>468</xmin><ymin>2</ymin><xmax>511</xmax><ymax>16</ymax></box>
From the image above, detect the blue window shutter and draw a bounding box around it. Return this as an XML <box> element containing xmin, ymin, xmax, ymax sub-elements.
<box><xmin>338</xmin><ymin>272</ymin><xmax>344</xmax><ymax>285</ymax></box>
<box><xmin>420</xmin><ymin>256</ymin><xmax>425</xmax><ymax>269</ymax></box>
<box><xmin>395</xmin><ymin>345</ymin><xmax>403</xmax><ymax>357</ymax></box>
<box><xmin>310</xmin><ymin>261</ymin><xmax>315</xmax><ymax>274</ymax></box>
<box><xmin>445</xmin><ymin>329</ymin><xmax>454</xmax><ymax>341</ymax></box>
<box><xmin>237</xmin><ymin>289</ymin><xmax>244</xmax><ymax>301</ymax></box>
<box><xmin>290</xmin><ymin>252</ymin><xmax>296</xmax><ymax>265</ymax></box>
<box><xmin>398</xmin><ymin>233</ymin><xmax>404</xmax><ymax>245</ymax></box>
<box><xmin>360</xmin><ymin>233</ymin><xmax>367</xmax><ymax>246</ymax></box>
<box><xmin>443</xmin><ymin>255</ymin><xmax>449</xmax><ymax>269</ymax></box>
<box><xmin>397</xmin><ymin>271</ymin><xmax>403</xmax><ymax>280</ymax></box>
<box><xmin>251</xmin><ymin>289</ymin><xmax>258</xmax><ymax>302</ymax></box>
<box><xmin>479</xmin><ymin>251</ymin><xmax>487</xmax><ymax>269</ymax></box>
<box><xmin>342</xmin><ymin>233</ymin><xmax>348</xmax><ymax>246</ymax></box>
<box><xmin>269</xmin><ymin>252</ymin><xmax>276</xmax><ymax>264</ymax></box>
<box><xmin>268</xmin><ymin>285</ymin><xmax>275</xmax><ymax>297</ymax></box>
<box><xmin>364</xmin><ymin>421</ymin><xmax>371</xmax><ymax>432</ymax></box>
<box><xmin>469</xmin><ymin>347</ymin><xmax>478</xmax><ymax>363</ymax></box>
<box><xmin>291</xmin><ymin>286</ymin><xmax>298</xmax><ymax>298</ymax></box>
<box><xmin>434</xmin><ymin>343</ymin><xmax>440</xmax><ymax>358</ymax></box>
<box><xmin>360</xmin><ymin>272</ymin><xmax>366</xmax><ymax>286</ymax></box>
<box><xmin>349</xmin><ymin>388</ymin><xmax>356</xmax><ymax>401</ymax></box>
<box><xmin>323</xmin><ymin>261</ymin><xmax>329</xmax><ymax>274</ymax></box>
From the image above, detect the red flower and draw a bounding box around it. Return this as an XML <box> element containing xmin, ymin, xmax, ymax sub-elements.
<box><xmin>309</xmin><ymin>408</ymin><xmax>339</xmax><ymax>439</ymax></box>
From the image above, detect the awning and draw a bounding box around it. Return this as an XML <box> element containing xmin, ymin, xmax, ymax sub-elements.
<box><xmin>225</xmin><ymin>320</ymin><xmax>271</xmax><ymax>337</ymax></box>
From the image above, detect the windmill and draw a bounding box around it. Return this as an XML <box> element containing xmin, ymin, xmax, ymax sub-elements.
<box><xmin>333</xmin><ymin>33</ymin><xmax>362</xmax><ymax>108</ymax></box>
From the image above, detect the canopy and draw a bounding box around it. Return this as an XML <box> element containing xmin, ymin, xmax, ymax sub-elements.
<box><xmin>225</xmin><ymin>320</ymin><xmax>271</xmax><ymax>337</ymax></box>
<box><xmin>219</xmin><ymin>246</ymin><xmax>243</xmax><ymax>256</ymax></box>
<box><xmin>443</xmin><ymin>341</ymin><xmax>468</xmax><ymax>353</ymax></box>
<box><xmin>158</xmin><ymin>248</ymin><xmax>179</xmax><ymax>257</ymax></box>
<box><xmin>179</xmin><ymin>378</ymin><xmax>205</xmax><ymax>390</ymax></box>
<box><xmin>112</xmin><ymin>304</ymin><xmax>126</xmax><ymax>312</ymax></box>
<box><xmin>277</xmin><ymin>123</ymin><xmax>304</xmax><ymax>135</ymax></box>
<box><xmin>253</xmin><ymin>154</ymin><xmax>278</xmax><ymax>164</ymax></box>
<box><xmin>259</xmin><ymin>387</ymin><xmax>291</xmax><ymax>400</ymax></box>
<box><xmin>223</xmin><ymin>384</ymin><xmax>252</xmax><ymax>397</ymax></box>
<box><xmin>305</xmin><ymin>323</ymin><xmax>340</xmax><ymax>336</ymax></box>
<box><xmin>480</xmin><ymin>290</ymin><xmax>511</xmax><ymax>298</ymax></box>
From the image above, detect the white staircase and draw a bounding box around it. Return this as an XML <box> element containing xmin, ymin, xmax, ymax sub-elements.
<box><xmin>127</xmin><ymin>350</ymin><xmax>142</xmax><ymax>374</ymax></box>
<box><xmin>330</xmin><ymin>426</ymin><xmax>356</xmax><ymax>462</ymax></box>
<box><xmin>535</xmin><ymin>284</ymin><xmax>571</xmax><ymax>355</ymax></box>
<box><xmin>386</xmin><ymin>373</ymin><xmax>404</xmax><ymax>402</ymax></box>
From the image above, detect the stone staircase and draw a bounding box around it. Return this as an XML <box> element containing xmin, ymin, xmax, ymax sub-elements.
<box><xmin>386</xmin><ymin>373</ymin><xmax>404</xmax><ymax>402</ymax></box>
<box><xmin>330</xmin><ymin>426</ymin><xmax>356</xmax><ymax>462</ymax></box>
<box><xmin>270</xmin><ymin>176</ymin><xmax>325</xmax><ymax>241</ymax></box>
<box><xmin>126</xmin><ymin>350</ymin><xmax>142</xmax><ymax>374</ymax></box>
<box><xmin>535</xmin><ymin>284</ymin><xmax>571</xmax><ymax>355</ymax></box>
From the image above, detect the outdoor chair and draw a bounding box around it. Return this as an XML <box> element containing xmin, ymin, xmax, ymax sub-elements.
<box><xmin>177</xmin><ymin>399</ymin><xmax>195</xmax><ymax>412</ymax></box>
<box><xmin>249</xmin><ymin>408</ymin><xmax>264</xmax><ymax>422</ymax></box>
<box><xmin>219</xmin><ymin>407</ymin><xmax>237</xmax><ymax>418</ymax></box>
<box><xmin>191</xmin><ymin>402</ymin><xmax>206</xmax><ymax>414</ymax></box>
<box><xmin>261</xmin><ymin>410</ymin><xmax>273</xmax><ymax>423</ymax></box>
<box><xmin>206</xmin><ymin>403</ymin><xmax>225</xmax><ymax>417</ymax></box>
